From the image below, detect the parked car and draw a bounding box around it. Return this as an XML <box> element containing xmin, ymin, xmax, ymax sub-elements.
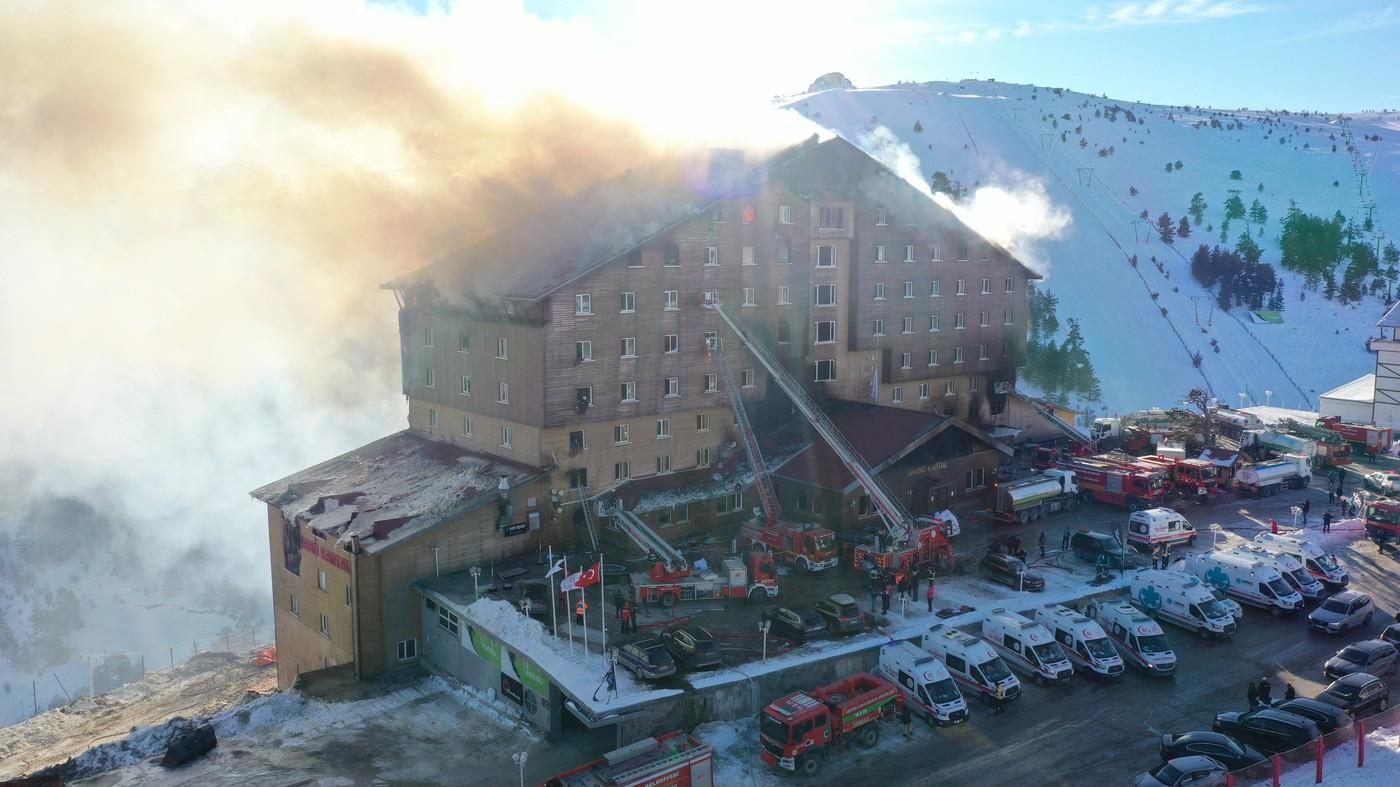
<box><xmin>762</xmin><ymin>605</ymin><xmax>829</xmax><ymax>644</ymax></box>
<box><xmin>1317</xmin><ymin>673</ymin><xmax>1390</xmax><ymax>718</ymax></box>
<box><xmin>1381</xmin><ymin>621</ymin><xmax>1400</xmax><ymax>647</ymax></box>
<box><xmin>615</xmin><ymin>638</ymin><xmax>676</xmax><ymax>681</ymax></box>
<box><xmin>814</xmin><ymin>593</ymin><xmax>865</xmax><ymax>636</ymax></box>
<box><xmin>1324</xmin><ymin>639</ymin><xmax>1398</xmax><ymax>680</ymax></box>
<box><xmin>514</xmin><ymin>580</ymin><xmax>550</xmax><ymax>619</ymax></box>
<box><xmin>660</xmin><ymin>625</ymin><xmax>721</xmax><ymax>670</ymax></box>
<box><xmin>1364</xmin><ymin>471</ymin><xmax>1400</xmax><ymax>496</ymax></box>
<box><xmin>1132</xmin><ymin>756</ymin><xmax>1227</xmax><ymax>787</ymax></box>
<box><xmin>1211</xmin><ymin>708</ymin><xmax>1320</xmax><ymax>754</ymax></box>
<box><xmin>979</xmin><ymin>552</ymin><xmax>1046</xmax><ymax>591</ymax></box>
<box><xmin>1159</xmin><ymin>731</ymin><xmax>1266</xmax><ymax>771</ymax></box>
<box><xmin>1268</xmin><ymin>698</ymin><xmax>1352</xmax><ymax>734</ymax></box>
<box><xmin>1308</xmin><ymin>590</ymin><xmax>1375</xmax><ymax>634</ymax></box>
<box><xmin>1070</xmin><ymin>530</ymin><xmax>1137</xmax><ymax>568</ymax></box>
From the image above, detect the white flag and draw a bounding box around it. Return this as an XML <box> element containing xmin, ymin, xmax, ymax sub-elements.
<box><xmin>545</xmin><ymin>558</ymin><xmax>565</xmax><ymax>578</ymax></box>
<box><xmin>559</xmin><ymin>569</ymin><xmax>584</xmax><ymax>592</ymax></box>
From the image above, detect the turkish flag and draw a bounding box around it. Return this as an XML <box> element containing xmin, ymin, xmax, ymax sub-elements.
<box><xmin>573</xmin><ymin>561</ymin><xmax>602</xmax><ymax>589</ymax></box>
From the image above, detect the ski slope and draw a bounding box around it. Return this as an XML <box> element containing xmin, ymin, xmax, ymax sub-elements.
<box><xmin>783</xmin><ymin>80</ymin><xmax>1399</xmax><ymax>412</ymax></box>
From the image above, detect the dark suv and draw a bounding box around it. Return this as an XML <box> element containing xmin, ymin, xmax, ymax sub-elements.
<box><xmin>1317</xmin><ymin>673</ymin><xmax>1390</xmax><ymax>717</ymax></box>
<box><xmin>513</xmin><ymin>580</ymin><xmax>550</xmax><ymax>619</ymax></box>
<box><xmin>1268</xmin><ymin>698</ymin><xmax>1352</xmax><ymax>734</ymax></box>
<box><xmin>1211</xmin><ymin>708</ymin><xmax>1320</xmax><ymax>754</ymax></box>
<box><xmin>762</xmin><ymin>606</ymin><xmax>829</xmax><ymax>644</ymax></box>
<box><xmin>1324</xmin><ymin>639</ymin><xmax>1398</xmax><ymax>680</ymax></box>
<box><xmin>1070</xmin><ymin>530</ymin><xmax>1136</xmax><ymax>568</ymax></box>
<box><xmin>814</xmin><ymin>593</ymin><xmax>865</xmax><ymax>636</ymax></box>
<box><xmin>660</xmin><ymin>625</ymin><xmax>721</xmax><ymax>670</ymax></box>
<box><xmin>979</xmin><ymin>552</ymin><xmax>1046</xmax><ymax>591</ymax></box>
<box><xmin>615</xmin><ymin>638</ymin><xmax>676</xmax><ymax>681</ymax></box>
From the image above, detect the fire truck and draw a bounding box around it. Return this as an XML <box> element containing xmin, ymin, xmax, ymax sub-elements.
<box><xmin>1059</xmin><ymin>456</ymin><xmax>1168</xmax><ymax>510</ymax></box>
<box><xmin>759</xmin><ymin>672</ymin><xmax>901</xmax><ymax>777</ymax></box>
<box><xmin>702</xmin><ymin>295</ymin><xmax>957</xmax><ymax>575</ymax></box>
<box><xmin>1364</xmin><ymin>499</ymin><xmax>1400</xmax><ymax>543</ymax></box>
<box><xmin>1135</xmin><ymin>455</ymin><xmax>1220</xmax><ymax>499</ymax></box>
<box><xmin>1280</xmin><ymin>419</ymin><xmax>1352</xmax><ymax>466</ymax></box>
<box><xmin>545</xmin><ymin>731</ymin><xmax>714</xmax><ymax>787</ymax></box>
<box><xmin>1318</xmin><ymin>416</ymin><xmax>1393</xmax><ymax>459</ymax></box>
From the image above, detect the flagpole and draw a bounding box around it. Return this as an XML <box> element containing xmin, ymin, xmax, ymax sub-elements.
<box><xmin>581</xmin><ymin>586</ymin><xmax>589</xmax><ymax>657</ymax></box>
<box><xmin>599</xmin><ymin>551</ymin><xmax>606</xmax><ymax>664</ymax></box>
<box><xmin>548</xmin><ymin>545</ymin><xmax>558</xmax><ymax>639</ymax></box>
<box><xmin>564</xmin><ymin>555</ymin><xmax>575</xmax><ymax>654</ymax></box>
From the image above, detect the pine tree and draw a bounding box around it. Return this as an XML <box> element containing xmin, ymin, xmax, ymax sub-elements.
<box><xmin>1248</xmin><ymin>199</ymin><xmax>1268</xmax><ymax>228</ymax></box>
<box><xmin>930</xmin><ymin>171</ymin><xmax>954</xmax><ymax>194</ymax></box>
<box><xmin>1236</xmin><ymin>232</ymin><xmax>1262</xmax><ymax>264</ymax></box>
<box><xmin>1188</xmin><ymin>192</ymin><xmax>1207</xmax><ymax>223</ymax></box>
<box><xmin>1224</xmin><ymin>194</ymin><xmax>1246</xmax><ymax>222</ymax></box>
<box><xmin>1177</xmin><ymin>216</ymin><xmax>1191</xmax><ymax>238</ymax></box>
<box><xmin>913</xmin><ymin>119</ymin><xmax>924</xmax><ymax>133</ymax></box>
<box><xmin>1157</xmin><ymin>212</ymin><xmax>1176</xmax><ymax>244</ymax></box>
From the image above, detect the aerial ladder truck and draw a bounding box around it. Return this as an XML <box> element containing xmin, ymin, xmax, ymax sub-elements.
<box><xmin>706</xmin><ymin>336</ymin><xmax>839</xmax><ymax>572</ymax></box>
<box><xmin>702</xmin><ymin>294</ymin><xmax>957</xmax><ymax>574</ymax></box>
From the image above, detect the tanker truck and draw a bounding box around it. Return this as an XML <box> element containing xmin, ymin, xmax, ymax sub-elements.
<box><xmin>1233</xmin><ymin>454</ymin><xmax>1310</xmax><ymax>497</ymax></box>
<box><xmin>1241</xmin><ymin>430</ymin><xmax>1318</xmax><ymax>464</ymax></box>
<box><xmin>983</xmin><ymin>471</ymin><xmax>1079</xmax><ymax>524</ymax></box>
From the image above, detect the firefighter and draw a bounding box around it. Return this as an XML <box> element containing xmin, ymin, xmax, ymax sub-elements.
<box><xmin>1257</xmin><ymin>676</ymin><xmax>1272</xmax><ymax>706</ymax></box>
<box><xmin>926</xmin><ymin>579</ymin><xmax>936</xmax><ymax>613</ymax></box>
<box><xmin>1322</xmin><ymin>511</ymin><xmax>1333</xmax><ymax>533</ymax></box>
<box><xmin>1270</xmin><ymin>518</ymin><xmax>1279</xmax><ymax>535</ymax></box>
<box><xmin>1302</xmin><ymin>499</ymin><xmax>1311</xmax><ymax>524</ymax></box>
<box><xmin>575</xmin><ymin>597</ymin><xmax>588</xmax><ymax>626</ymax></box>
<box><xmin>1038</xmin><ymin>531</ymin><xmax>1047</xmax><ymax>558</ymax></box>
<box><xmin>900</xmin><ymin>700</ymin><xmax>914</xmax><ymax>740</ymax></box>
<box><xmin>620</xmin><ymin>601</ymin><xmax>634</xmax><ymax>634</ymax></box>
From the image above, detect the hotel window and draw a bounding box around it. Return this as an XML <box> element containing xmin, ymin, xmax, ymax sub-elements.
<box><xmin>397</xmin><ymin>638</ymin><xmax>418</xmax><ymax>661</ymax></box>
<box><xmin>664</xmin><ymin>243</ymin><xmax>681</xmax><ymax>267</ymax></box>
<box><xmin>664</xmin><ymin>290</ymin><xmax>679</xmax><ymax>310</ymax></box>
<box><xmin>944</xmin><ymin>379</ymin><xmax>956</xmax><ymax>396</ymax></box>
<box><xmin>743</xmin><ymin>287</ymin><xmax>756</xmax><ymax>307</ymax></box>
<box><xmin>458</xmin><ymin>332</ymin><xmax>470</xmax><ymax>353</ymax></box>
<box><xmin>696</xmin><ymin>447</ymin><xmax>711</xmax><ymax>466</ymax></box>
<box><xmin>931</xmin><ymin>244</ymin><xmax>943</xmax><ymax>262</ymax></box>
<box><xmin>575</xmin><ymin>293</ymin><xmax>592</xmax><ymax>315</ymax></box>
<box><xmin>620</xmin><ymin>291</ymin><xmax>636</xmax><ymax>312</ymax></box>
<box><xmin>318</xmin><ymin>569</ymin><xmax>328</xmax><ymax>591</ymax></box>
<box><xmin>815</xmin><ymin>359</ymin><xmax>836</xmax><ymax>382</ymax></box>
<box><xmin>956</xmin><ymin>279</ymin><xmax>966</xmax><ymax>296</ymax></box>
<box><xmin>703</xmin><ymin>330</ymin><xmax>719</xmax><ymax>351</ymax></box>
<box><xmin>703</xmin><ymin>373</ymin><xmax>718</xmax><ymax>393</ymax></box>
<box><xmin>424</xmin><ymin>367</ymin><xmax>435</xmax><ymax>388</ymax></box>
<box><xmin>954</xmin><ymin>313</ymin><xmax>966</xmax><ymax>330</ymax></box>
<box><xmin>957</xmin><ymin>239</ymin><xmax>969</xmax><ymax>261</ymax></box>
<box><xmin>656</xmin><ymin>418</ymin><xmax>671</xmax><ymax>438</ymax></box>
<box><xmin>575</xmin><ymin>340</ymin><xmax>593</xmax><ymax>363</ymax></box>
<box><xmin>1004</xmin><ymin>309</ymin><xmax>1014</xmax><ymax>325</ymax></box>
<box><xmin>873</xmin><ymin>319</ymin><xmax>885</xmax><ymax>337</ymax></box>
<box><xmin>463</xmin><ymin>415</ymin><xmax>473</xmax><ymax>437</ymax></box>
<box><xmin>966</xmin><ymin>467</ymin><xmax>986</xmax><ymax>491</ymax></box>
<box><xmin>717</xmin><ymin>492</ymin><xmax>743</xmax><ymax>514</ymax></box>
<box><xmin>569</xmin><ymin>468</ymin><xmax>588</xmax><ymax>489</ymax></box>
<box><xmin>696</xmin><ymin>412</ymin><xmax>711</xmax><ymax>432</ymax></box>
<box><xmin>428</xmin><ymin>408</ymin><xmax>438</xmax><ymax>428</ymax></box>
<box><xmin>497</xmin><ymin>382</ymin><xmax>509</xmax><ymax>404</ymax></box>
<box><xmin>904</xmin><ymin>245</ymin><xmax>915</xmax><ymax>262</ymax></box>
<box><xmin>620</xmin><ymin>337</ymin><xmax>636</xmax><ymax>358</ymax></box>
<box><xmin>626</xmin><ymin>248</ymin><xmax>642</xmax><ymax>268</ymax></box>
<box><xmin>320</xmin><ymin>614</ymin><xmax>330</xmax><ymax>638</ymax></box>
<box><xmin>918</xmin><ymin>383</ymin><xmax>930</xmax><ymax>399</ymax></box>
<box><xmin>742</xmin><ymin>246</ymin><xmax>756</xmax><ymax>266</ymax></box>
<box><xmin>816</xmin><ymin>245</ymin><xmax>836</xmax><ymax>268</ymax></box>
<box><xmin>614</xmin><ymin>462</ymin><xmax>631</xmax><ymax>481</ymax></box>
<box><xmin>777</xmin><ymin>286</ymin><xmax>791</xmax><ymax>305</ymax></box>
<box><xmin>901</xmin><ymin>317</ymin><xmax>913</xmax><ymax>334</ymax></box>
<box><xmin>496</xmin><ymin>337</ymin><xmax>508</xmax><ymax>359</ymax></box>
<box><xmin>1003</xmin><ymin>339</ymin><xmax>1012</xmax><ymax>357</ymax></box>
<box><xmin>970</xmin><ymin>377</ymin><xmax>981</xmax><ymax>392</ymax></box>
<box><xmin>929</xmin><ymin>314</ymin><xmax>941</xmax><ymax>332</ymax></box>
<box><xmin>1005</xmin><ymin>277</ymin><xmax>1016</xmax><ymax>293</ymax></box>
<box><xmin>815</xmin><ymin>321</ymin><xmax>836</xmax><ymax>344</ymax></box>
<box><xmin>614</xmin><ymin>424</ymin><xmax>631</xmax><ymax>444</ymax></box>
<box><xmin>980</xmin><ymin>278</ymin><xmax>991</xmax><ymax>295</ymax></box>
<box><xmin>776</xmin><ymin>237</ymin><xmax>791</xmax><ymax>264</ymax></box>
<box><xmin>819</xmin><ymin>206</ymin><xmax>845</xmax><ymax>229</ymax></box>
<box><xmin>930</xmin><ymin>280</ymin><xmax>942</xmax><ymax>297</ymax></box>
<box><xmin>954</xmin><ymin>346</ymin><xmax>965</xmax><ymax>364</ymax></box>
<box><xmin>705</xmin><ymin>246</ymin><xmax>719</xmax><ymax>266</ymax></box>
<box><xmin>656</xmin><ymin>455</ymin><xmax>672</xmax><ymax>474</ymax></box>
<box><xmin>743</xmin><ymin>204</ymin><xmax>756</xmax><ymax>223</ymax></box>
<box><xmin>460</xmin><ymin>375</ymin><xmax>472</xmax><ymax>396</ymax></box>
<box><xmin>874</xmin><ymin>282</ymin><xmax>885</xmax><ymax>300</ymax></box>
<box><xmin>778</xmin><ymin>205</ymin><xmax>793</xmax><ymax>224</ymax></box>
<box><xmin>620</xmin><ymin>381</ymin><xmax>638</xmax><ymax>402</ymax></box>
<box><xmin>711</xmin><ymin>205</ymin><xmax>725</xmax><ymax>223</ymax></box>
<box><xmin>290</xmin><ymin>594</ymin><xmax>299</xmax><ymax>616</ymax></box>
<box><xmin>742</xmin><ymin>369</ymin><xmax>756</xmax><ymax>388</ymax></box>
<box><xmin>439</xmin><ymin>607</ymin><xmax>460</xmax><ymax>636</ymax></box>
<box><xmin>903</xmin><ymin>281</ymin><xmax>915</xmax><ymax>298</ymax></box>
<box><xmin>663</xmin><ymin>377</ymin><xmax>679</xmax><ymax>398</ymax></box>
<box><xmin>900</xmin><ymin>351</ymin><xmax>912</xmax><ymax>369</ymax></box>
<box><xmin>423</xmin><ymin>326</ymin><xmax>434</xmax><ymax>347</ymax></box>
<box><xmin>979</xmin><ymin>245</ymin><xmax>990</xmax><ymax>262</ymax></box>
<box><xmin>979</xmin><ymin>311</ymin><xmax>990</xmax><ymax>327</ymax></box>
<box><xmin>892</xmin><ymin>386</ymin><xmax>904</xmax><ymax>404</ymax></box>
<box><xmin>875</xmin><ymin>207</ymin><xmax>888</xmax><ymax>225</ymax></box>
<box><xmin>814</xmin><ymin>284</ymin><xmax>837</xmax><ymax>306</ymax></box>
<box><xmin>663</xmin><ymin>334</ymin><xmax>679</xmax><ymax>353</ymax></box>
<box><xmin>928</xmin><ymin>349</ymin><xmax>939</xmax><ymax>367</ymax></box>
<box><xmin>500</xmin><ymin>426</ymin><xmax>513</xmax><ymax>447</ymax></box>
<box><xmin>875</xmin><ymin>245</ymin><xmax>887</xmax><ymax>263</ymax></box>
<box><xmin>569</xmin><ymin>430</ymin><xmax>586</xmax><ymax>452</ymax></box>
<box><xmin>777</xmin><ymin>322</ymin><xmax>791</xmax><ymax>343</ymax></box>
<box><xmin>979</xmin><ymin>344</ymin><xmax>990</xmax><ymax>360</ymax></box>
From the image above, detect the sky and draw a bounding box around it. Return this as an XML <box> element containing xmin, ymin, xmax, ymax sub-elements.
<box><xmin>505</xmin><ymin>0</ymin><xmax>1399</xmax><ymax>113</ymax></box>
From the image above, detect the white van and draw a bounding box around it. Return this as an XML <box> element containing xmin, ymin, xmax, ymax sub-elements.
<box><xmin>1228</xmin><ymin>544</ymin><xmax>1326</xmax><ymax>601</ymax></box>
<box><xmin>981</xmin><ymin>609</ymin><xmax>1074</xmax><ymax>685</ymax></box>
<box><xmin>1126</xmin><ymin>508</ymin><xmax>1197</xmax><ymax>548</ymax></box>
<box><xmin>1188</xmin><ymin>551</ymin><xmax>1304</xmax><ymax>616</ymax></box>
<box><xmin>1130</xmin><ymin>569</ymin><xmax>1237</xmax><ymax>638</ymax></box>
<box><xmin>1252</xmin><ymin>532</ymin><xmax>1350</xmax><ymax>587</ymax></box>
<box><xmin>1035</xmin><ymin>605</ymin><xmax>1125</xmax><ymax>679</ymax></box>
<box><xmin>878</xmin><ymin>642</ymin><xmax>969</xmax><ymax>726</ymax></box>
<box><xmin>1093</xmin><ymin>601</ymin><xmax>1177</xmax><ymax>676</ymax></box>
<box><xmin>921</xmin><ymin>624</ymin><xmax>1021</xmax><ymax>705</ymax></box>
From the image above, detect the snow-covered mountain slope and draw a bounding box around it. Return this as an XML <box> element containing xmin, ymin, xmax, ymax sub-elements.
<box><xmin>784</xmin><ymin>80</ymin><xmax>1399</xmax><ymax>412</ymax></box>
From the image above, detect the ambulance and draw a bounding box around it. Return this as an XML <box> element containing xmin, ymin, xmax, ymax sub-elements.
<box><xmin>1252</xmin><ymin>532</ymin><xmax>1350</xmax><ymax>588</ymax></box>
<box><xmin>1093</xmin><ymin>601</ymin><xmax>1177</xmax><ymax>676</ymax></box>
<box><xmin>1227</xmin><ymin>544</ymin><xmax>1326</xmax><ymax>601</ymax></box>
<box><xmin>1034</xmin><ymin>604</ymin><xmax>1125</xmax><ymax>679</ymax></box>
<box><xmin>1187</xmin><ymin>551</ymin><xmax>1304</xmax><ymax>616</ymax></box>
<box><xmin>981</xmin><ymin>609</ymin><xmax>1075</xmax><ymax>685</ymax></box>
<box><xmin>920</xmin><ymin>624</ymin><xmax>1021</xmax><ymax>705</ymax></box>
<box><xmin>1130</xmin><ymin>569</ymin><xmax>1236</xmax><ymax>638</ymax></box>
<box><xmin>1125</xmin><ymin>508</ymin><xmax>1198</xmax><ymax>548</ymax></box>
<box><xmin>877</xmin><ymin>641</ymin><xmax>969</xmax><ymax>726</ymax></box>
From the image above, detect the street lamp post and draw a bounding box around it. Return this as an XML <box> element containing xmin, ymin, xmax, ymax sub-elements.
<box><xmin>512</xmin><ymin>751</ymin><xmax>528</xmax><ymax>787</ymax></box>
<box><xmin>1210</xmin><ymin>523</ymin><xmax>1222</xmax><ymax>550</ymax></box>
<box><xmin>758</xmin><ymin>621</ymin><xmax>771</xmax><ymax>664</ymax></box>
<box><xmin>470</xmin><ymin>566</ymin><xmax>481</xmax><ymax>601</ymax></box>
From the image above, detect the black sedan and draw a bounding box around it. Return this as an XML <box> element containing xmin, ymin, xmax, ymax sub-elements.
<box><xmin>1159</xmin><ymin>730</ymin><xmax>1266</xmax><ymax>771</ymax></box>
<box><xmin>1211</xmin><ymin>708</ymin><xmax>1320</xmax><ymax>754</ymax></box>
<box><xmin>660</xmin><ymin>625</ymin><xmax>721</xmax><ymax>670</ymax></box>
<box><xmin>1269</xmin><ymin>697</ymin><xmax>1352</xmax><ymax>734</ymax></box>
<box><xmin>762</xmin><ymin>605</ymin><xmax>829</xmax><ymax>644</ymax></box>
<box><xmin>1317</xmin><ymin>673</ymin><xmax>1390</xmax><ymax>718</ymax></box>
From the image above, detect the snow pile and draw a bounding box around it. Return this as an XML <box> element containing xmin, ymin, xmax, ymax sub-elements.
<box><xmin>806</xmin><ymin>72</ymin><xmax>855</xmax><ymax>93</ymax></box>
<box><xmin>695</xmin><ymin>718</ymin><xmax>777</xmax><ymax>786</ymax></box>
<box><xmin>1260</xmin><ymin>723</ymin><xmax>1400</xmax><ymax>787</ymax></box>
<box><xmin>425</xmin><ymin>675</ymin><xmax>541</xmax><ymax>741</ymax></box>
<box><xmin>53</xmin><ymin>715</ymin><xmax>204</xmax><ymax>780</ymax></box>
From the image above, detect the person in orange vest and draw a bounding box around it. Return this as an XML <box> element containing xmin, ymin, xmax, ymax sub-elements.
<box><xmin>620</xmin><ymin>601</ymin><xmax>634</xmax><ymax>634</ymax></box>
<box><xmin>575</xmin><ymin>597</ymin><xmax>588</xmax><ymax>626</ymax></box>
<box><xmin>1270</xmin><ymin>518</ymin><xmax>1279</xmax><ymax>534</ymax></box>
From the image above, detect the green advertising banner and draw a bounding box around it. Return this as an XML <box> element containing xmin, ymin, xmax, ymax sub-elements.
<box><xmin>510</xmin><ymin>650</ymin><xmax>549</xmax><ymax>697</ymax></box>
<box><xmin>467</xmin><ymin>625</ymin><xmax>502</xmax><ymax>669</ymax></box>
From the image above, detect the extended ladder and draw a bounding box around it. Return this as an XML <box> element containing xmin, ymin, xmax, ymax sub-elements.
<box><xmin>609</xmin><ymin>503</ymin><xmax>687</xmax><ymax>572</ymax></box>
<box><xmin>705</xmin><ymin>336</ymin><xmax>780</xmax><ymax>526</ymax></box>
<box><xmin>702</xmin><ymin>296</ymin><xmax>913</xmax><ymax>546</ymax></box>
<box><xmin>577</xmin><ymin>487</ymin><xmax>599</xmax><ymax>552</ymax></box>
<box><xmin>1008</xmin><ymin>389</ymin><xmax>1089</xmax><ymax>446</ymax></box>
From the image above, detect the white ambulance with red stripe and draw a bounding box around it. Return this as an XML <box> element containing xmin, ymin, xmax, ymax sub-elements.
<box><xmin>981</xmin><ymin>609</ymin><xmax>1075</xmax><ymax>685</ymax></box>
<box><xmin>1187</xmin><ymin>550</ymin><xmax>1303</xmax><ymax>616</ymax></box>
<box><xmin>1093</xmin><ymin>601</ymin><xmax>1177</xmax><ymax>676</ymax></box>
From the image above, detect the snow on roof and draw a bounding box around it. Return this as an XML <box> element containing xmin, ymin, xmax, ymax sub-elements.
<box><xmin>1198</xmin><ymin>447</ymin><xmax>1241</xmax><ymax>467</ymax></box>
<box><xmin>622</xmin><ymin>442</ymin><xmax>808</xmax><ymax>515</ymax></box>
<box><xmin>1240</xmin><ymin>405</ymin><xmax>1321</xmax><ymax>425</ymax></box>
<box><xmin>1379</xmin><ymin>300</ymin><xmax>1400</xmax><ymax>328</ymax></box>
<box><xmin>250</xmin><ymin>431</ymin><xmax>544</xmax><ymax>554</ymax></box>
<box><xmin>1320</xmin><ymin>374</ymin><xmax>1375</xmax><ymax>404</ymax></box>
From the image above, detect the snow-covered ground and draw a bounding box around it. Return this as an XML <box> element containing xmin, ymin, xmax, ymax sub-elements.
<box><xmin>1259</xmin><ymin>723</ymin><xmax>1400</xmax><ymax>787</ymax></box>
<box><xmin>786</xmin><ymin>80</ymin><xmax>1397</xmax><ymax>412</ymax></box>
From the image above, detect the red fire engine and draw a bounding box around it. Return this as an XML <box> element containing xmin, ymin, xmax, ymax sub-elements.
<box><xmin>740</xmin><ymin>521</ymin><xmax>839</xmax><ymax>572</ymax></box>
<box><xmin>1135</xmin><ymin>455</ymin><xmax>1220</xmax><ymax>498</ymax></box>
<box><xmin>1364</xmin><ymin>499</ymin><xmax>1400</xmax><ymax>541</ymax></box>
<box><xmin>545</xmin><ymin>731</ymin><xmax>714</xmax><ymax>787</ymax></box>
<box><xmin>850</xmin><ymin>517</ymin><xmax>955</xmax><ymax>573</ymax></box>
<box><xmin>1059</xmin><ymin>456</ymin><xmax>1168</xmax><ymax>509</ymax></box>
<box><xmin>759</xmin><ymin>672</ymin><xmax>901</xmax><ymax>777</ymax></box>
<box><xmin>1318</xmin><ymin>416</ymin><xmax>1393</xmax><ymax>459</ymax></box>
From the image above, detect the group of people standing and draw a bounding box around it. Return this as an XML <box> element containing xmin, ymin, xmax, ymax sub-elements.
<box><xmin>867</xmin><ymin>564</ymin><xmax>938</xmax><ymax>615</ymax></box>
<box><xmin>1246</xmin><ymin>676</ymin><xmax>1295</xmax><ymax>709</ymax></box>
